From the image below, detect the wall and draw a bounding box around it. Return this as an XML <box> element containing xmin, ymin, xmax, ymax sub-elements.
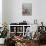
<box><xmin>33</xmin><ymin>0</ymin><xmax>46</xmax><ymax>26</ymax></box>
<box><xmin>2</xmin><ymin>0</ymin><xmax>9</xmax><ymax>25</ymax></box>
<box><xmin>7</xmin><ymin>0</ymin><xmax>33</xmax><ymax>25</ymax></box>
<box><xmin>0</xmin><ymin>0</ymin><xmax>2</xmax><ymax>27</ymax></box>
<box><xmin>2</xmin><ymin>0</ymin><xmax>46</xmax><ymax>26</ymax></box>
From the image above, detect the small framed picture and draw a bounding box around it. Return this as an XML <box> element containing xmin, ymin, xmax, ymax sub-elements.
<box><xmin>22</xmin><ymin>3</ymin><xmax>32</xmax><ymax>16</ymax></box>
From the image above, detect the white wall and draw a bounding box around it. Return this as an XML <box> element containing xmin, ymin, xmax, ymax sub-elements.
<box><xmin>2</xmin><ymin>0</ymin><xmax>46</xmax><ymax>26</ymax></box>
<box><xmin>33</xmin><ymin>0</ymin><xmax>46</xmax><ymax>25</ymax></box>
<box><xmin>10</xmin><ymin>0</ymin><xmax>32</xmax><ymax>24</ymax></box>
<box><xmin>0</xmin><ymin>0</ymin><xmax>2</xmax><ymax>27</ymax></box>
<box><xmin>2</xmin><ymin>0</ymin><xmax>9</xmax><ymax>24</ymax></box>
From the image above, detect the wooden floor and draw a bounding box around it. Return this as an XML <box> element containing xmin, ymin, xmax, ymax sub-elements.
<box><xmin>40</xmin><ymin>45</ymin><xmax>46</xmax><ymax>46</ymax></box>
<box><xmin>31</xmin><ymin>40</ymin><xmax>46</xmax><ymax>46</ymax></box>
<box><xmin>0</xmin><ymin>44</ymin><xmax>46</xmax><ymax>46</ymax></box>
<box><xmin>0</xmin><ymin>44</ymin><xmax>4</xmax><ymax>46</ymax></box>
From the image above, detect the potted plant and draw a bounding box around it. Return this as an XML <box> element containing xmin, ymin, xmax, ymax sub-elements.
<box><xmin>0</xmin><ymin>23</ymin><xmax>9</xmax><ymax>44</ymax></box>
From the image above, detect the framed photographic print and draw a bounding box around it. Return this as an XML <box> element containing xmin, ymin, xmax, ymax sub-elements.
<box><xmin>22</xmin><ymin>3</ymin><xmax>32</xmax><ymax>16</ymax></box>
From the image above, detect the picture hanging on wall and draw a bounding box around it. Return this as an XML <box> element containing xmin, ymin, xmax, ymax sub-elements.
<box><xmin>22</xmin><ymin>3</ymin><xmax>32</xmax><ymax>16</ymax></box>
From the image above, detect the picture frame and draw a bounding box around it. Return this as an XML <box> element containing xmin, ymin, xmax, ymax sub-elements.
<box><xmin>22</xmin><ymin>3</ymin><xmax>32</xmax><ymax>16</ymax></box>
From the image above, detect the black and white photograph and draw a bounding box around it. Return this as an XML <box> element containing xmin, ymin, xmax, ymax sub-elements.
<box><xmin>22</xmin><ymin>3</ymin><xmax>32</xmax><ymax>16</ymax></box>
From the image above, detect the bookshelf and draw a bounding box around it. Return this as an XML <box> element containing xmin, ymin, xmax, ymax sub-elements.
<box><xmin>9</xmin><ymin>25</ymin><xmax>30</xmax><ymax>37</ymax></box>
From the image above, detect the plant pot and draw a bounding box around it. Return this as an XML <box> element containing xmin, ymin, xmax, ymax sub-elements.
<box><xmin>0</xmin><ymin>38</ymin><xmax>5</xmax><ymax>44</ymax></box>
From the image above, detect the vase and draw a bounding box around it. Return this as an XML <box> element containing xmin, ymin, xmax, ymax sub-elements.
<box><xmin>0</xmin><ymin>38</ymin><xmax>5</xmax><ymax>44</ymax></box>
